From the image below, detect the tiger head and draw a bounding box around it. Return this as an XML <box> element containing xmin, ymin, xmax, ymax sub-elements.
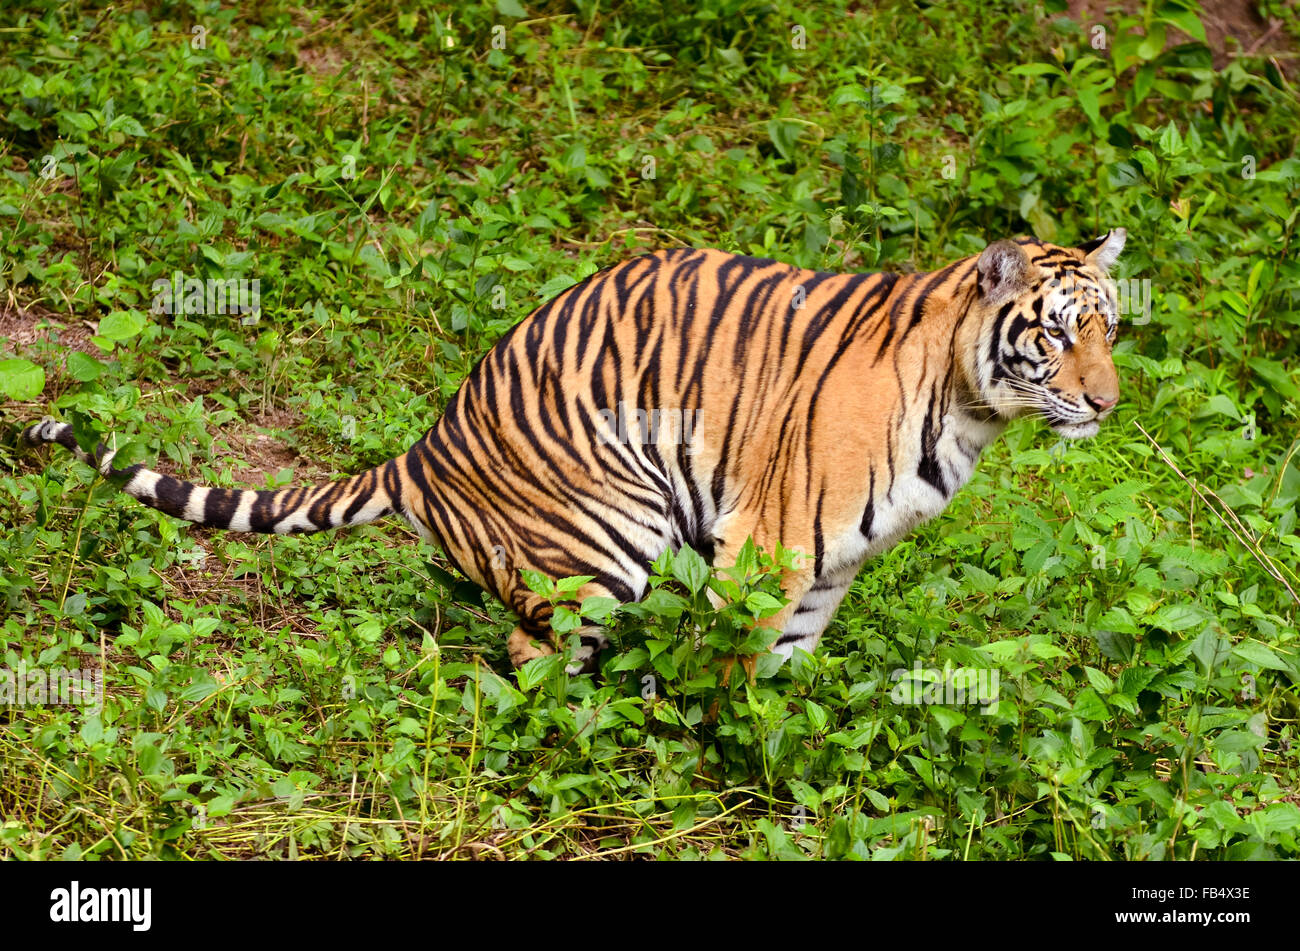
<box><xmin>973</xmin><ymin>229</ymin><xmax>1125</xmax><ymax>440</ymax></box>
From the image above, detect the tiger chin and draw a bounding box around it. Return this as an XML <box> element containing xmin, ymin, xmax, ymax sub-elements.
<box><xmin>23</xmin><ymin>228</ymin><xmax>1126</xmax><ymax>677</ymax></box>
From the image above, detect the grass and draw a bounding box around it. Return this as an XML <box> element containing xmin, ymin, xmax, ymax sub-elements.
<box><xmin>1</xmin><ymin>0</ymin><xmax>1299</xmax><ymax>859</ymax></box>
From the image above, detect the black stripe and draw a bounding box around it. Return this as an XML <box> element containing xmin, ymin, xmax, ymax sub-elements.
<box><xmin>1077</xmin><ymin>233</ymin><xmax>1108</xmax><ymax>255</ymax></box>
<box><xmin>152</xmin><ymin>475</ymin><xmax>193</xmax><ymax>520</ymax></box>
<box><xmin>203</xmin><ymin>487</ymin><xmax>241</xmax><ymax>527</ymax></box>
<box><xmin>860</xmin><ymin>465</ymin><xmax>876</xmax><ymax>541</ymax></box>
<box><xmin>54</xmin><ymin>426</ymin><xmax>79</xmax><ymax>452</ymax></box>
<box><xmin>917</xmin><ymin>389</ymin><xmax>948</xmax><ymax>495</ymax></box>
<box><xmin>341</xmin><ymin>471</ymin><xmax>380</xmax><ymax>524</ymax></box>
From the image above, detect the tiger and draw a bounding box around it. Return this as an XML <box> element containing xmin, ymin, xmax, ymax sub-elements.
<box><xmin>22</xmin><ymin>229</ymin><xmax>1125</xmax><ymax>675</ymax></box>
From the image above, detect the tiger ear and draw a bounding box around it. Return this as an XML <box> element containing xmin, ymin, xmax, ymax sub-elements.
<box><xmin>977</xmin><ymin>240</ymin><xmax>1032</xmax><ymax>304</ymax></box>
<box><xmin>1080</xmin><ymin>228</ymin><xmax>1126</xmax><ymax>270</ymax></box>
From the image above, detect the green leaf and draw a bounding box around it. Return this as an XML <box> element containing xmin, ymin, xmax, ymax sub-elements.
<box><xmin>766</xmin><ymin>119</ymin><xmax>803</xmax><ymax>161</ymax></box>
<box><xmin>554</xmin><ymin>574</ymin><xmax>595</xmax><ymax>595</ymax></box>
<box><xmin>930</xmin><ymin>707</ymin><xmax>966</xmax><ymax>733</ymax></box>
<box><xmin>671</xmin><ymin>545</ymin><xmax>710</xmax><ymax>595</ymax></box>
<box><xmin>1247</xmin><ymin>358</ymin><xmax>1300</xmax><ymax>399</ymax></box>
<box><xmin>631</xmin><ymin>588</ymin><xmax>688</xmax><ymax>619</ymax></box>
<box><xmin>1010</xmin><ymin>63</ymin><xmax>1066</xmax><ymax>77</ymax></box>
<box><xmin>1107</xmin><ymin>161</ymin><xmax>1142</xmax><ymax>188</ymax></box>
<box><xmin>98</xmin><ymin>309</ymin><xmax>146</xmax><ymax>342</ymax></box>
<box><xmin>551</xmin><ymin>605</ymin><xmax>582</xmax><ymax>634</ymax></box>
<box><xmin>1157</xmin><ymin>120</ymin><xmax>1183</xmax><ymax>157</ymax></box>
<box><xmin>0</xmin><ymin>358</ymin><xmax>45</xmax><ymax>399</ymax></box>
<box><xmin>804</xmin><ymin>700</ymin><xmax>829</xmax><ymax>733</ymax></box>
<box><xmin>64</xmin><ymin>111</ymin><xmax>98</xmax><ymax>132</ymax></box>
<box><xmin>1231</xmin><ymin>640</ymin><xmax>1292</xmax><ymax>672</ymax></box>
<box><xmin>536</xmin><ymin>275</ymin><xmax>577</xmax><ymax>299</ymax></box>
<box><xmin>1156</xmin><ymin>4</ymin><xmax>1207</xmax><ymax>43</ymax></box>
<box><xmin>516</xmin><ymin>652</ymin><xmax>562</xmax><ymax>691</ymax></box>
<box><xmin>1138</xmin><ymin>23</ymin><xmax>1167</xmax><ymax>61</ymax></box>
<box><xmin>1072</xmin><ymin>688</ymin><xmax>1110</xmax><ymax>722</ymax></box>
<box><xmin>1083</xmin><ymin>666</ymin><xmax>1114</xmax><ymax>694</ymax></box>
<box><xmin>179</xmin><ymin>677</ymin><xmax>219</xmax><ymax>703</ymax></box>
<box><xmin>744</xmin><ymin>590</ymin><xmax>784</xmax><ymax>618</ymax></box>
<box><xmin>80</xmin><ymin>715</ymin><xmax>104</xmax><ymax>745</ymax></box>
<box><xmin>496</xmin><ymin>0</ymin><xmax>527</xmax><ymax>17</ymax></box>
<box><xmin>579</xmin><ymin>596</ymin><xmax>619</xmax><ymax>621</ymax></box>
<box><xmin>66</xmin><ymin>351</ymin><xmax>104</xmax><ymax>382</ymax></box>
<box><xmin>1149</xmin><ymin>603</ymin><xmax>1205</xmax><ymax>632</ymax></box>
<box><xmin>63</xmin><ymin>592</ymin><xmax>87</xmax><ymax>616</ymax></box>
<box><xmin>863</xmin><ymin>788</ymin><xmax>889</xmax><ymax>812</ymax></box>
<box><xmin>1191</xmin><ymin>627</ymin><xmax>1229</xmax><ymax>673</ymax></box>
<box><xmin>1076</xmin><ymin>86</ymin><xmax>1101</xmax><ymax>125</ymax></box>
<box><xmin>828</xmin><ymin>85</ymin><xmax>871</xmax><ymax>106</ymax></box>
<box><xmin>1196</xmin><ymin>393</ymin><xmax>1241</xmax><ymax>421</ymax></box>
<box><xmin>1028</xmin><ymin>638</ymin><xmax>1069</xmax><ymax>659</ymax></box>
<box><xmin>109</xmin><ymin>115</ymin><xmax>147</xmax><ymax>136</ymax></box>
<box><xmin>205</xmin><ymin>796</ymin><xmax>235</xmax><ymax>819</ymax></box>
<box><xmin>520</xmin><ymin>569</ymin><xmax>554</xmax><ymax>597</ymax></box>
<box><xmin>1214</xmin><ymin>729</ymin><xmax>1265</xmax><ymax>753</ymax></box>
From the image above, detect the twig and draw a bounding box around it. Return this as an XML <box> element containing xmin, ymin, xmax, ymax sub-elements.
<box><xmin>1133</xmin><ymin>421</ymin><xmax>1297</xmax><ymax>603</ymax></box>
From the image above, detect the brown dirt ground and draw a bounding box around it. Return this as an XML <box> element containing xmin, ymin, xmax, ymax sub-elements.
<box><xmin>0</xmin><ymin>303</ymin><xmax>98</xmax><ymax>358</ymax></box>
<box><xmin>1066</xmin><ymin>0</ymin><xmax>1296</xmax><ymax>69</ymax></box>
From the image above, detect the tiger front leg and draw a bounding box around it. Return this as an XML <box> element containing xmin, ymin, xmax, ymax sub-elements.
<box><xmin>506</xmin><ymin>578</ymin><xmax>624</xmax><ymax>676</ymax></box>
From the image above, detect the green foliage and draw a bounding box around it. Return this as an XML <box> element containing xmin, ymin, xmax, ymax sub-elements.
<box><xmin>1</xmin><ymin>0</ymin><xmax>1298</xmax><ymax>859</ymax></box>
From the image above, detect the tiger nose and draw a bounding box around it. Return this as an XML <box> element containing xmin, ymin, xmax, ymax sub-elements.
<box><xmin>1084</xmin><ymin>392</ymin><xmax>1118</xmax><ymax>412</ymax></box>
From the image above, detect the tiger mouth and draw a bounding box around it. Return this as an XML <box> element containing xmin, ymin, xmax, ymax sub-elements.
<box><xmin>1049</xmin><ymin>419</ymin><xmax>1101</xmax><ymax>440</ymax></box>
